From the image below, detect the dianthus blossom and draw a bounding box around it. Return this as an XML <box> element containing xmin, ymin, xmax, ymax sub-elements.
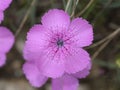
<box><xmin>0</xmin><ymin>27</ymin><xmax>14</xmax><ymax>67</ymax></box>
<box><xmin>0</xmin><ymin>0</ymin><xmax>12</xmax><ymax>23</ymax></box>
<box><xmin>23</xmin><ymin>9</ymin><xmax>93</xmax><ymax>89</ymax></box>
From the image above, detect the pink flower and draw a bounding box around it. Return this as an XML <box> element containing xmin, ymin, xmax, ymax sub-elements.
<box><xmin>0</xmin><ymin>0</ymin><xmax>12</xmax><ymax>23</ymax></box>
<box><xmin>23</xmin><ymin>9</ymin><xmax>93</xmax><ymax>89</ymax></box>
<box><xmin>0</xmin><ymin>0</ymin><xmax>12</xmax><ymax>11</ymax></box>
<box><xmin>0</xmin><ymin>27</ymin><xmax>14</xmax><ymax>67</ymax></box>
<box><xmin>0</xmin><ymin>11</ymin><xmax>4</xmax><ymax>24</ymax></box>
<box><xmin>52</xmin><ymin>74</ymin><xmax>79</xmax><ymax>90</ymax></box>
<box><xmin>23</xmin><ymin>61</ymin><xmax>91</xmax><ymax>89</ymax></box>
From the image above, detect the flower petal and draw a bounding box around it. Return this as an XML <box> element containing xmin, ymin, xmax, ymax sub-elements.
<box><xmin>41</xmin><ymin>9</ymin><xmax>70</xmax><ymax>29</ymax></box>
<box><xmin>65</xmin><ymin>48</ymin><xmax>90</xmax><ymax>74</ymax></box>
<box><xmin>0</xmin><ymin>27</ymin><xmax>14</xmax><ymax>53</ymax></box>
<box><xmin>73</xmin><ymin>61</ymin><xmax>92</xmax><ymax>78</ymax></box>
<box><xmin>23</xmin><ymin>25</ymin><xmax>49</xmax><ymax>61</ymax></box>
<box><xmin>0</xmin><ymin>0</ymin><xmax>12</xmax><ymax>11</ymax></box>
<box><xmin>52</xmin><ymin>74</ymin><xmax>79</xmax><ymax>90</ymax></box>
<box><xmin>0</xmin><ymin>11</ymin><xmax>4</xmax><ymax>24</ymax></box>
<box><xmin>0</xmin><ymin>53</ymin><xmax>6</xmax><ymax>67</ymax></box>
<box><xmin>23</xmin><ymin>62</ymin><xmax>48</xmax><ymax>87</ymax></box>
<box><xmin>38</xmin><ymin>48</ymin><xmax>65</xmax><ymax>78</ymax></box>
<box><xmin>69</xmin><ymin>18</ymin><xmax>93</xmax><ymax>47</ymax></box>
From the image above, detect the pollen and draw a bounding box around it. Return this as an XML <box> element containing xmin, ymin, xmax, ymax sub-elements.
<box><xmin>57</xmin><ymin>39</ymin><xmax>64</xmax><ymax>47</ymax></box>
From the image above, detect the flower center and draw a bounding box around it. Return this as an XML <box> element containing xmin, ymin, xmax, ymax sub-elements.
<box><xmin>57</xmin><ymin>39</ymin><xmax>64</xmax><ymax>47</ymax></box>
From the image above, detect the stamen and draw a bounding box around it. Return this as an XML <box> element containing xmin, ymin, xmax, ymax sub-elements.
<box><xmin>57</xmin><ymin>39</ymin><xmax>64</xmax><ymax>47</ymax></box>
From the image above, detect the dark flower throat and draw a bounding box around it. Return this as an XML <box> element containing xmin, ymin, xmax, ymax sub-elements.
<box><xmin>57</xmin><ymin>39</ymin><xmax>64</xmax><ymax>47</ymax></box>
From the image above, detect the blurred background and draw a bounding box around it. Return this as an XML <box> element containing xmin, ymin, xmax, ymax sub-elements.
<box><xmin>0</xmin><ymin>0</ymin><xmax>120</xmax><ymax>90</ymax></box>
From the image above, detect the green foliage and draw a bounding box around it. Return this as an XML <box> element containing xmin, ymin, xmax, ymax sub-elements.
<box><xmin>94</xmin><ymin>59</ymin><xmax>117</xmax><ymax>69</ymax></box>
<box><xmin>109</xmin><ymin>1</ymin><xmax>120</xmax><ymax>8</ymax></box>
<box><xmin>116</xmin><ymin>54</ymin><xmax>120</xmax><ymax>68</ymax></box>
